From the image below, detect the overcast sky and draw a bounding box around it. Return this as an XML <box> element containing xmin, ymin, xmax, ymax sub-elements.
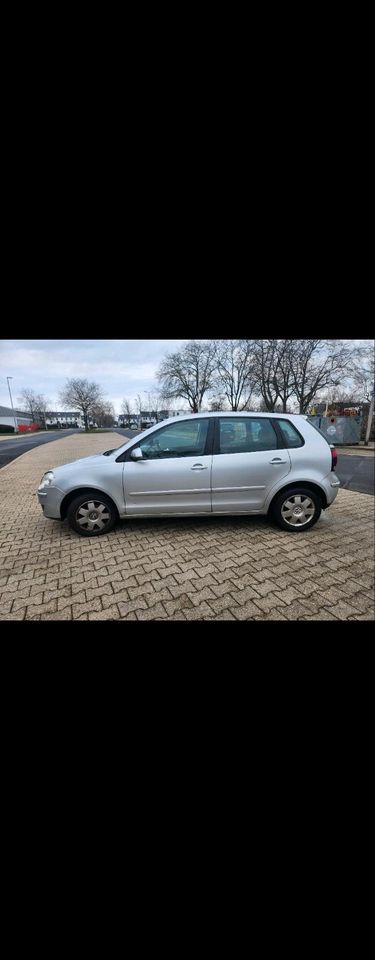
<box><xmin>0</xmin><ymin>339</ymin><xmax>372</xmax><ymax>415</ymax></box>
<box><xmin>0</xmin><ymin>339</ymin><xmax>189</xmax><ymax>413</ymax></box>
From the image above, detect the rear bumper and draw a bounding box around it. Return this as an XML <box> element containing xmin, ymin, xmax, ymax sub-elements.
<box><xmin>322</xmin><ymin>472</ymin><xmax>340</xmax><ymax>507</ymax></box>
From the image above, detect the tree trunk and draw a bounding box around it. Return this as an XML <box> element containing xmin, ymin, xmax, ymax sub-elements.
<box><xmin>365</xmin><ymin>394</ymin><xmax>374</xmax><ymax>445</ymax></box>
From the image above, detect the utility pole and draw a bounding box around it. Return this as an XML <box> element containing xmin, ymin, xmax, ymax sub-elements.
<box><xmin>364</xmin><ymin>386</ymin><xmax>374</xmax><ymax>446</ymax></box>
<box><xmin>7</xmin><ymin>377</ymin><xmax>18</xmax><ymax>433</ymax></box>
<box><xmin>324</xmin><ymin>359</ymin><xmax>335</xmax><ymax>417</ymax></box>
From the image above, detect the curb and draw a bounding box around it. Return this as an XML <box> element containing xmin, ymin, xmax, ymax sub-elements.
<box><xmin>0</xmin><ymin>433</ymin><xmax>51</xmax><ymax>442</ymax></box>
<box><xmin>0</xmin><ymin>431</ymin><xmax>127</xmax><ymax>476</ymax></box>
<box><xmin>0</xmin><ymin>438</ymin><xmax>67</xmax><ymax>475</ymax></box>
<box><xmin>338</xmin><ymin>448</ymin><xmax>375</xmax><ymax>458</ymax></box>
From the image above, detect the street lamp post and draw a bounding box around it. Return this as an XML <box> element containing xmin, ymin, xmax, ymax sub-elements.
<box><xmin>7</xmin><ymin>377</ymin><xmax>18</xmax><ymax>434</ymax></box>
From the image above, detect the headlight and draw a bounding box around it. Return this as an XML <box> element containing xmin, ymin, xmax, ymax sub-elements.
<box><xmin>38</xmin><ymin>471</ymin><xmax>55</xmax><ymax>490</ymax></box>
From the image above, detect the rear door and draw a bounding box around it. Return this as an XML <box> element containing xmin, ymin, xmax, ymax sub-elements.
<box><xmin>211</xmin><ymin>417</ymin><xmax>291</xmax><ymax>513</ymax></box>
<box><xmin>122</xmin><ymin>418</ymin><xmax>213</xmax><ymax>515</ymax></box>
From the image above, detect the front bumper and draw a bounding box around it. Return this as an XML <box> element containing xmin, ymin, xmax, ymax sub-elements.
<box><xmin>37</xmin><ymin>486</ymin><xmax>64</xmax><ymax>519</ymax></box>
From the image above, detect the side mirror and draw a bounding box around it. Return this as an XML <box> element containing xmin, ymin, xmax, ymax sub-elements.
<box><xmin>131</xmin><ymin>447</ymin><xmax>143</xmax><ymax>461</ymax></box>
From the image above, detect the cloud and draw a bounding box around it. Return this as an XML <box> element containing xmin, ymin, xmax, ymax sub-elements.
<box><xmin>0</xmin><ymin>339</ymin><xmax>189</xmax><ymax>412</ymax></box>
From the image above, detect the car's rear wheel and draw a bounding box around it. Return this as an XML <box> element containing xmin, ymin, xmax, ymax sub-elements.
<box><xmin>271</xmin><ymin>487</ymin><xmax>321</xmax><ymax>532</ymax></box>
<box><xmin>67</xmin><ymin>494</ymin><xmax>117</xmax><ymax>537</ymax></box>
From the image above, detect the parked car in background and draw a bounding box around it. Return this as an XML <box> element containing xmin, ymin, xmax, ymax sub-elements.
<box><xmin>37</xmin><ymin>413</ymin><xmax>340</xmax><ymax>536</ymax></box>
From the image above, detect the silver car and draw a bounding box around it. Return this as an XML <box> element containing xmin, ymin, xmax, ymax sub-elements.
<box><xmin>37</xmin><ymin>413</ymin><xmax>340</xmax><ymax>536</ymax></box>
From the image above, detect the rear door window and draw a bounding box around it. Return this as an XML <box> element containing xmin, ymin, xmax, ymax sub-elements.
<box><xmin>218</xmin><ymin>418</ymin><xmax>279</xmax><ymax>454</ymax></box>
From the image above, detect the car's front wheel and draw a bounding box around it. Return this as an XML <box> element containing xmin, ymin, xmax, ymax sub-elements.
<box><xmin>67</xmin><ymin>494</ymin><xmax>117</xmax><ymax>537</ymax></box>
<box><xmin>271</xmin><ymin>487</ymin><xmax>322</xmax><ymax>532</ymax></box>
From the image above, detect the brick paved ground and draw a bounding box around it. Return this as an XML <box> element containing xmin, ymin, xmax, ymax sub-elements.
<box><xmin>0</xmin><ymin>433</ymin><xmax>374</xmax><ymax>621</ymax></box>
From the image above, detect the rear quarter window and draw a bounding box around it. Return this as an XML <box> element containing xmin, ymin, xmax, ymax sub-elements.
<box><xmin>277</xmin><ymin>420</ymin><xmax>305</xmax><ymax>448</ymax></box>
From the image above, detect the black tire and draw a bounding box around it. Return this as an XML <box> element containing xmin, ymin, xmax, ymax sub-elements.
<box><xmin>67</xmin><ymin>493</ymin><xmax>117</xmax><ymax>537</ymax></box>
<box><xmin>271</xmin><ymin>487</ymin><xmax>322</xmax><ymax>533</ymax></box>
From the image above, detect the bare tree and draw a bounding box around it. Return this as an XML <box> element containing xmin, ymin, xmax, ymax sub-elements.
<box><xmin>289</xmin><ymin>340</ymin><xmax>357</xmax><ymax>414</ymax></box>
<box><xmin>252</xmin><ymin>341</ymin><xmax>278</xmax><ymax>411</ymax></box>
<box><xmin>18</xmin><ymin>388</ymin><xmax>36</xmax><ymax>418</ymax></box>
<box><xmin>250</xmin><ymin>339</ymin><xmax>367</xmax><ymax>414</ymax></box>
<box><xmin>36</xmin><ymin>394</ymin><xmax>49</xmax><ymax>428</ymax></box>
<box><xmin>121</xmin><ymin>398</ymin><xmax>133</xmax><ymax>426</ymax></box>
<box><xmin>135</xmin><ymin>393</ymin><xmax>143</xmax><ymax>427</ymax></box>
<box><xmin>319</xmin><ymin>387</ymin><xmax>357</xmax><ymax>413</ymax></box>
<box><xmin>273</xmin><ymin>341</ymin><xmax>296</xmax><ymax>412</ymax></box>
<box><xmin>251</xmin><ymin>340</ymin><xmax>295</xmax><ymax>412</ymax></box>
<box><xmin>255</xmin><ymin>398</ymin><xmax>271</xmax><ymax>412</ymax></box>
<box><xmin>209</xmin><ymin>395</ymin><xmax>228</xmax><ymax>412</ymax></box>
<box><xmin>91</xmin><ymin>401</ymin><xmax>116</xmax><ymax>428</ymax></box>
<box><xmin>158</xmin><ymin>340</ymin><xmax>216</xmax><ymax>413</ymax></box>
<box><xmin>351</xmin><ymin>342</ymin><xmax>375</xmax><ymax>445</ymax></box>
<box><xmin>18</xmin><ymin>388</ymin><xmax>49</xmax><ymax>427</ymax></box>
<box><xmin>352</xmin><ymin>341</ymin><xmax>375</xmax><ymax>402</ymax></box>
<box><xmin>212</xmin><ymin>340</ymin><xmax>257</xmax><ymax>411</ymax></box>
<box><xmin>147</xmin><ymin>392</ymin><xmax>164</xmax><ymax>422</ymax></box>
<box><xmin>59</xmin><ymin>378</ymin><xmax>103</xmax><ymax>432</ymax></box>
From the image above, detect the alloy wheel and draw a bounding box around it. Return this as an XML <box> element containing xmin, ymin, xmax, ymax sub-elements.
<box><xmin>75</xmin><ymin>500</ymin><xmax>111</xmax><ymax>532</ymax></box>
<box><xmin>280</xmin><ymin>494</ymin><xmax>316</xmax><ymax>528</ymax></box>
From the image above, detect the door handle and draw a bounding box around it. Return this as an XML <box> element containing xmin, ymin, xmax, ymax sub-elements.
<box><xmin>191</xmin><ymin>464</ymin><xmax>207</xmax><ymax>471</ymax></box>
<box><xmin>270</xmin><ymin>458</ymin><xmax>287</xmax><ymax>464</ymax></box>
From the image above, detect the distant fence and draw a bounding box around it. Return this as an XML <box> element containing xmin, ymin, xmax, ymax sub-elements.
<box><xmin>308</xmin><ymin>416</ymin><xmax>362</xmax><ymax>445</ymax></box>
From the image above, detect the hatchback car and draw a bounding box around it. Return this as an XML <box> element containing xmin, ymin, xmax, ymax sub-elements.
<box><xmin>37</xmin><ymin>413</ymin><xmax>340</xmax><ymax>536</ymax></box>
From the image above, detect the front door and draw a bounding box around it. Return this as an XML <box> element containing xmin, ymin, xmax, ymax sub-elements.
<box><xmin>212</xmin><ymin>417</ymin><xmax>291</xmax><ymax>513</ymax></box>
<box><xmin>123</xmin><ymin>418</ymin><xmax>213</xmax><ymax>515</ymax></box>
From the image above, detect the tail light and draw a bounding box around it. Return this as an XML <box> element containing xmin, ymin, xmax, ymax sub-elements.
<box><xmin>331</xmin><ymin>447</ymin><xmax>337</xmax><ymax>470</ymax></box>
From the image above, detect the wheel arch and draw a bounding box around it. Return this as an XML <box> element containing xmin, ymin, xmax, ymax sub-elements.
<box><xmin>268</xmin><ymin>480</ymin><xmax>328</xmax><ymax>514</ymax></box>
<box><xmin>60</xmin><ymin>487</ymin><xmax>120</xmax><ymax>521</ymax></box>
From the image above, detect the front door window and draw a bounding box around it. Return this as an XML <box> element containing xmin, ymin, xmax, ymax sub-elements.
<box><xmin>138</xmin><ymin>419</ymin><xmax>210</xmax><ymax>460</ymax></box>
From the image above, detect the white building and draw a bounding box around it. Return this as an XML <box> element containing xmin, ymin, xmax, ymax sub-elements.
<box><xmin>45</xmin><ymin>411</ymin><xmax>83</xmax><ymax>428</ymax></box>
<box><xmin>0</xmin><ymin>405</ymin><xmax>32</xmax><ymax>430</ymax></box>
<box><xmin>118</xmin><ymin>409</ymin><xmax>189</xmax><ymax>429</ymax></box>
<box><xmin>0</xmin><ymin>405</ymin><xmax>98</xmax><ymax>432</ymax></box>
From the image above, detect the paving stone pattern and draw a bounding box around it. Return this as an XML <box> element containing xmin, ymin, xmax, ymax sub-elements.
<box><xmin>0</xmin><ymin>433</ymin><xmax>374</xmax><ymax>622</ymax></box>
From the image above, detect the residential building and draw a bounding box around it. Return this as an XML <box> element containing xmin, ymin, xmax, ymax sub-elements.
<box><xmin>45</xmin><ymin>412</ymin><xmax>82</xmax><ymax>428</ymax></box>
<box><xmin>0</xmin><ymin>405</ymin><xmax>32</xmax><ymax>430</ymax></box>
<box><xmin>118</xmin><ymin>409</ymin><xmax>189</xmax><ymax>429</ymax></box>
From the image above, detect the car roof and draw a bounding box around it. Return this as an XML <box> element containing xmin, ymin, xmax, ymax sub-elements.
<box><xmin>154</xmin><ymin>412</ymin><xmax>305</xmax><ymax>422</ymax></box>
